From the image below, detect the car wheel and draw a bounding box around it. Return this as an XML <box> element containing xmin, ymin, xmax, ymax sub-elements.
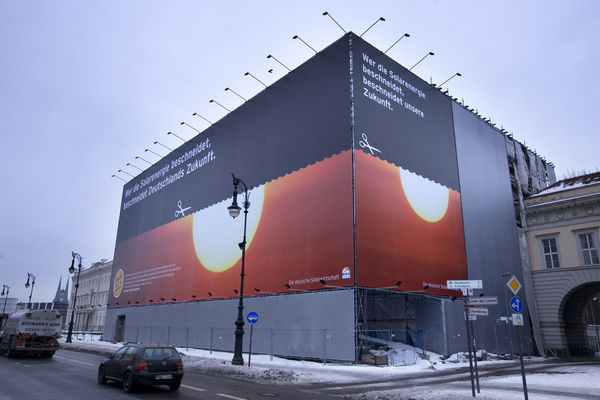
<box><xmin>169</xmin><ymin>381</ymin><xmax>181</xmax><ymax>391</ymax></box>
<box><xmin>97</xmin><ymin>366</ymin><xmax>107</xmax><ymax>384</ymax></box>
<box><xmin>123</xmin><ymin>371</ymin><xmax>135</xmax><ymax>392</ymax></box>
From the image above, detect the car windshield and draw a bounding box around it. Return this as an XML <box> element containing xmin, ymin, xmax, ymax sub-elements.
<box><xmin>143</xmin><ymin>347</ymin><xmax>179</xmax><ymax>360</ymax></box>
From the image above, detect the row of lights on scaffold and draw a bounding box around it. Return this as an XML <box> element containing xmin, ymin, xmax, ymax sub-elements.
<box><xmin>112</xmin><ymin>12</ymin><xmax>465</xmax><ymax>184</ymax></box>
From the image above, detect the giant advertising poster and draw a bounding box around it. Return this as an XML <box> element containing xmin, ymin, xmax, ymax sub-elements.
<box><xmin>109</xmin><ymin>36</ymin><xmax>355</xmax><ymax>306</ymax></box>
<box><xmin>110</xmin><ymin>33</ymin><xmax>469</xmax><ymax>307</ymax></box>
<box><xmin>352</xmin><ymin>36</ymin><xmax>467</xmax><ymax>294</ymax></box>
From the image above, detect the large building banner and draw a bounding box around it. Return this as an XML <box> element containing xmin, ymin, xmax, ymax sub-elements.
<box><xmin>109</xmin><ymin>34</ymin><xmax>467</xmax><ymax>307</ymax></box>
<box><xmin>352</xmin><ymin>37</ymin><xmax>467</xmax><ymax>294</ymax></box>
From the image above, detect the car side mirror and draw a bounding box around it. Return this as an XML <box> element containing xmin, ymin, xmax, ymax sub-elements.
<box><xmin>105</xmin><ymin>353</ymin><xmax>112</xmax><ymax>359</ymax></box>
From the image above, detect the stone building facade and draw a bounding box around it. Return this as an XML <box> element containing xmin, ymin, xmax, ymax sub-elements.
<box><xmin>525</xmin><ymin>172</ymin><xmax>600</xmax><ymax>355</ymax></box>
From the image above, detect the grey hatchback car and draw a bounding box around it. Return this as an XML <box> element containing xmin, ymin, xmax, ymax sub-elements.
<box><xmin>97</xmin><ymin>344</ymin><xmax>183</xmax><ymax>392</ymax></box>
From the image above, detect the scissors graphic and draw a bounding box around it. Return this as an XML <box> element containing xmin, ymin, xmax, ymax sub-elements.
<box><xmin>174</xmin><ymin>200</ymin><xmax>191</xmax><ymax>218</ymax></box>
<box><xmin>359</xmin><ymin>133</ymin><xmax>381</xmax><ymax>155</ymax></box>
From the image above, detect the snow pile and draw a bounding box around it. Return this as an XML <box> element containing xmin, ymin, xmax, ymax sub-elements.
<box><xmin>362</xmin><ymin>335</ymin><xmax>422</xmax><ymax>366</ymax></box>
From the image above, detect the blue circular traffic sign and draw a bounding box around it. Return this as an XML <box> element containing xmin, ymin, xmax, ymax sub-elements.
<box><xmin>247</xmin><ymin>311</ymin><xmax>259</xmax><ymax>324</ymax></box>
<box><xmin>510</xmin><ymin>296</ymin><xmax>523</xmax><ymax>313</ymax></box>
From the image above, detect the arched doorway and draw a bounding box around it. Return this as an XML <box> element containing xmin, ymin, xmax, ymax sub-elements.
<box><xmin>561</xmin><ymin>283</ymin><xmax>600</xmax><ymax>356</ymax></box>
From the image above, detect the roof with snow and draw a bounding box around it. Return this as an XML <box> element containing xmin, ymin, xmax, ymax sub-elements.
<box><xmin>530</xmin><ymin>171</ymin><xmax>600</xmax><ymax>197</ymax></box>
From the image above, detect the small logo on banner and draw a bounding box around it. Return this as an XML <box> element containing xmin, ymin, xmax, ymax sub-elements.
<box><xmin>113</xmin><ymin>269</ymin><xmax>124</xmax><ymax>298</ymax></box>
<box><xmin>342</xmin><ymin>267</ymin><xmax>351</xmax><ymax>279</ymax></box>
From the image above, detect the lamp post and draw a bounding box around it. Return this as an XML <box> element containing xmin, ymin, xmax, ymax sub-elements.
<box><xmin>227</xmin><ymin>173</ymin><xmax>250</xmax><ymax>366</ymax></box>
<box><xmin>1</xmin><ymin>284</ymin><xmax>9</xmax><ymax>325</ymax></box>
<box><xmin>66</xmin><ymin>252</ymin><xmax>82</xmax><ymax>343</ymax></box>
<box><xmin>24</xmin><ymin>273</ymin><xmax>36</xmax><ymax>309</ymax></box>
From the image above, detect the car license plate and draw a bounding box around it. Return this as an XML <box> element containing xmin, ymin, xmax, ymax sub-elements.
<box><xmin>156</xmin><ymin>374</ymin><xmax>172</xmax><ymax>380</ymax></box>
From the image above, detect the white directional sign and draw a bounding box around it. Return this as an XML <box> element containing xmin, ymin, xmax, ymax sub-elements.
<box><xmin>468</xmin><ymin>296</ymin><xmax>498</xmax><ymax>305</ymax></box>
<box><xmin>447</xmin><ymin>280</ymin><xmax>483</xmax><ymax>290</ymax></box>
<box><xmin>470</xmin><ymin>307</ymin><xmax>489</xmax><ymax>316</ymax></box>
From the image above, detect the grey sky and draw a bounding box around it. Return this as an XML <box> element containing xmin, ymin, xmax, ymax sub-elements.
<box><xmin>1</xmin><ymin>0</ymin><xmax>598</xmax><ymax>302</ymax></box>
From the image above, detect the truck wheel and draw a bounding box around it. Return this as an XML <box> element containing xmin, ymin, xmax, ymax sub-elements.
<box><xmin>123</xmin><ymin>371</ymin><xmax>135</xmax><ymax>392</ymax></box>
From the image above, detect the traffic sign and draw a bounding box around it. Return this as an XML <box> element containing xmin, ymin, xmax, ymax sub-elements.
<box><xmin>468</xmin><ymin>296</ymin><xmax>498</xmax><ymax>305</ymax></box>
<box><xmin>447</xmin><ymin>280</ymin><xmax>483</xmax><ymax>289</ymax></box>
<box><xmin>247</xmin><ymin>311</ymin><xmax>259</xmax><ymax>324</ymax></box>
<box><xmin>512</xmin><ymin>313</ymin><xmax>524</xmax><ymax>326</ymax></box>
<box><xmin>468</xmin><ymin>314</ymin><xmax>477</xmax><ymax>321</ymax></box>
<box><xmin>506</xmin><ymin>275</ymin><xmax>521</xmax><ymax>295</ymax></box>
<box><xmin>510</xmin><ymin>296</ymin><xmax>523</xmax><ymax>313</ymax></box>
<box><xmin>470</xmin><ymin>307</ymin><xmax>489</xmax><ymax>316</ymax></box>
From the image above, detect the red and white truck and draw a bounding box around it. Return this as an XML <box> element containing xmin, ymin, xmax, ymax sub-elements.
<box><xmin>0</xmin><ymin>310</ymin><xmax>62</xmax><ymax>357</ymax></box>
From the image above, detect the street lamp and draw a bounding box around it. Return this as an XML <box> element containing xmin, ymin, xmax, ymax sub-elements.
<box><xmin>1</xmin><ymin>284</ymin><xmax>9</xmax><ymax>325</ymax></box>
<box><xmin>227</xmin><ymin>173</ymin><xmax>250</xmax><ymax>366</ymax></box>
<box><xmin>24</xmin><ymin>273</ymin><xmax>36</xmax><ymax>309</ymax></box>
<box><xmin>66</xmin><ymin>252</ymin><xmax>82</xmax><ymax>343</ymax></box>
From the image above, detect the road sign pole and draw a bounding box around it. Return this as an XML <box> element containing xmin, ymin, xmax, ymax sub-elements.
<box><xmin>503</xmin><ymin>284</ymin><xmax>514</xmax><ymax>359</ymax></box>
<box><xmin>517</xmin><ymin>329</ymin><xmax>529</xmax><ymax>400</ymax></box>
<box><xmin>248</xmin><ymin>323</ymin><xmax>253</xmax><ymax>368</ymax></box>
<box><xmin>465</xmin><ymin>300</ymin><xmax>476</xmax><ymax>397</ymax></box>
<box><xmin>470</xmin><ymin>318</ymin><xmax>480</xmax><ymax>393</ymax></box>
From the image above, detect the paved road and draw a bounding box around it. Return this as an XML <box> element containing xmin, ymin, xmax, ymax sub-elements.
<box><xmin>0</xmin><ymin>349</ymin><xmax>329</xmax><ymax>400</ymax></box>
<box><xmin>1</xmin><ymin>350</ymin><xmax>599</xmax><ymax>399</ymax></box>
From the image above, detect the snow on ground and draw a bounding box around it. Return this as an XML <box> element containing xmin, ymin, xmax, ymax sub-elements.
<box><xmin>59</xmin><ymin>335</ymin><xmax>600</xmax><ymax>400</ymax></box>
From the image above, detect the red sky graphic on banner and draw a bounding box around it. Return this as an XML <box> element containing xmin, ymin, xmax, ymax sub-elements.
<box><xmin>355</xmin><ymin>151</ymin><xmax>467</xmax><ymax>295</ymax></box>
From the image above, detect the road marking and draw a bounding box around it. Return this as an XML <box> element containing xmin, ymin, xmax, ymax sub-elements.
<box><xmin>217</xmin><ymin>394</ymin><xmax>246</xmax><ymax>400</ymax></box>
<box><xmin>53</xmin><ymin>355</ymin><xmax>95</xmax><ymax>366</ymax></box>
<box><xmin>181</xmin><ymin>384</ymin><xmax>207</xmax><ymax>392</ymax></box>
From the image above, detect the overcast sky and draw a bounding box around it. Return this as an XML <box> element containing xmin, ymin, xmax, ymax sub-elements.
<box><xmin>1</xmin><ymin>0</ymin><xmax>598</xmax><ymax>303</ymax></box>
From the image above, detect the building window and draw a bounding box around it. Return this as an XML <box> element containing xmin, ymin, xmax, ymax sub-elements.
<box><xmin>541</xmin><ymin>236</ymin><xmax>561</xmax><ymax>268</ymax></box>
<box><xmin>578</xmin><ymin>232</ymin><xmax>600</xmax><ymax>266</ymax></box>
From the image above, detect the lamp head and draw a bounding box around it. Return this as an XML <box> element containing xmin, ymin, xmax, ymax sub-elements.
<box><xmin>285</xmin><ymin>284</ymin><xmax>291</xmax><ymax>289</ymax></box>
<box><xmin>69</xmin><ymin>258</ymin><xmax>75</xmax><ymax>274</ymax></box>
<box><xmin>153</xmin><ymin>141</ymin><xmax>158</xmax><ymax>145</ymax></box>
<box><xmin>456</xmin><ymin>72</ymin><xmax>462</xmax><ymax>77</ymax></box>
<box><xmin>322</xmin><ymin>11</ymin><xmax>328</xmax><ymax>16</ymax></box>
<box><xmin>244</xmin><ymin>72</ymin><xmax>250</xmax><ymax>76</ymax></box>
<box><xmin>292</xmin><ymin>35</ymin><xmax>298</xmax><ymax>39</ymax></box>
<box><xmin>405</xmin><ymin>33</ymin><xmax>410</xmax><ymax>37</ymax></box>
<box><xmin>319</xmin><ymin>279</ymin><xmax>326</xmax><ymax>286</ymax></box>
<box><xmin>1</xmin><ymin>288</ymin><xmax>4</xmax><ymax>296</ymax></box>
<box><xmin>429</xmin><ymin>51</ymin><xmax>435</xmax><ymax>56</ymax></box>
<box><xmin>228</xmin><ymin>203</ymin><xmax>241</xmax><ymax>218</ymax></box>
<box><xmin>268</xmin><ymin>69</ymin><xmax>274</xmax><ymax>73</ymax></box>
<box><xmin>396</xmin><ymin>280</ymin><xmax>403</xmax><ymax>286</ymax></box>
<box><xmin>209</xmin><ymin>99</ymin><xmax>215</xmax><ymax>103</ymax></box>
<box><xmin>224</xmin><ymin>87</ymin><xmax>230</xmax><ymax>91</ymax></box>
<box><xmin>267</xmin><ymin>54</ymin><xmax>272</xmax><ymax>59</ymax></box>
<box><xmin>379</xmin><ymin>17</ymin><xmax>385</xmax><ymax>21</ymax></box>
